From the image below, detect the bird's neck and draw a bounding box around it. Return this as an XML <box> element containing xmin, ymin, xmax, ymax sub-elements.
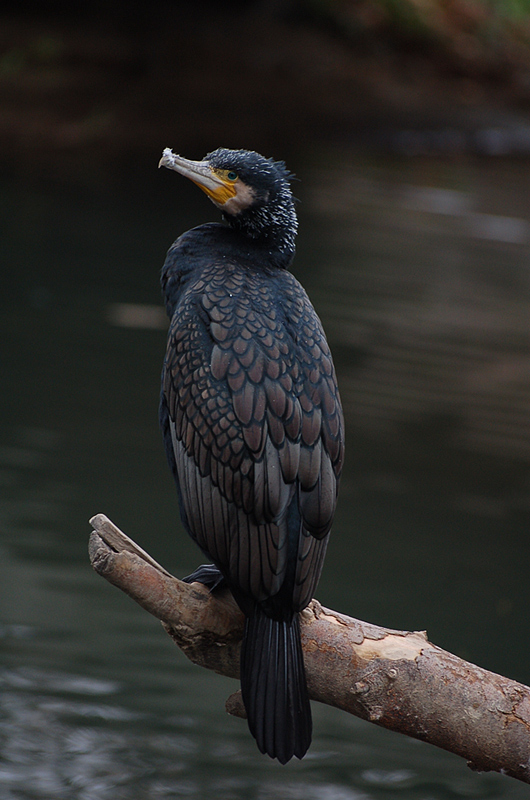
<box><xmin>223</xmin><ymin>196</ymin><xmax>297</xmax><ymax>270</ymax></box>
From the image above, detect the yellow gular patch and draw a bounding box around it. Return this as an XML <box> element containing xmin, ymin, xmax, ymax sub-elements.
<box><xmin>193</xmin><ymin>169</ymin><xmax>238</xmax><ymax>206</ymax></box>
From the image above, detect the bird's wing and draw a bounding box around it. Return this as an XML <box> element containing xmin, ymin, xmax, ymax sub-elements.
<box><xmin>162</xmin><ymin>264</ymin><xmax>344</xmax><ymax>604</ymax></box>
<box><xmin>280</xmin><ymin>275</ymin><xmax>344</xmax><ymax>539</ymax></box>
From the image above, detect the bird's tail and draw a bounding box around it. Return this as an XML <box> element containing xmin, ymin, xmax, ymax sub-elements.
<box><xmin>240</xmin><ymin>607</ymin><xmax>312</xmax><ymax>764</ymax></box>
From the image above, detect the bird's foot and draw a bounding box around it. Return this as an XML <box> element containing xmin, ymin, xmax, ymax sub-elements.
<box><xmin>182</xmin><ymin>563</ymin><xmax>225</xmax><ymax>591</ymax></box>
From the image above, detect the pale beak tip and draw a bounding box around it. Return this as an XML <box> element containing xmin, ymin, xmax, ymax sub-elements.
<box><xmin>158</xmin><ymin>148</ymin><xmax>175</xmax><ymax>170</ymax></box>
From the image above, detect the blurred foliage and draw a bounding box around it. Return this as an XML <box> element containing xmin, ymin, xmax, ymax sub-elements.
<box><xmin>305</xmin><ymin>0</ymin><xmax>530</xmax><ymax>65</ymax></box>
<box><xmin>1</xmin><ymin>0</ymin><xmax>530</xmax><ymax>174</ymax></box>
<box><xmin>0</xmin><ymin>34</ymin><xmax>62</xmax><ymax>76</ymax></box>
<box><xmin>490</xmin><ymin>0</ymin><xmax>530</xmax><ymax>20</ymax></box>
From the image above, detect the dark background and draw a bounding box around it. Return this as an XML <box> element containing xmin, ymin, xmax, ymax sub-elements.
<box><xmin>2</xmin><ymin>2</ymin><xmax>530</xmax><ymax>798</ymax></box>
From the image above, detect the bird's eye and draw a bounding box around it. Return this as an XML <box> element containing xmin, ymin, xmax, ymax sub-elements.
<box><xmin>227</xmin><ymin>171</ymin><xmax>238</xmax><ymax>182</ymax></box>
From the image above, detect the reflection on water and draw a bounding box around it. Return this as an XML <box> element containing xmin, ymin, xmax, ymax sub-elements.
<box><xmin>0</xmin><ymin>654</ymin><xmax>519</xmax><ymax>799</ymax></box>
<box><xmin>1</xmin><ymin>152</ymin><xmax>530</xmax><ymax>798</ymax></box>
<box><xmin>305</xmin><ymin>159</ymin><xmax>530</xmax><ymax>464</ymax></box>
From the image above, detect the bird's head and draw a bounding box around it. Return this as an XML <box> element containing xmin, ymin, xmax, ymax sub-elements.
<box><xmin>159</xmin><ymin>147</ymin><xmax>298</xmax><ymax>266</ymax></box>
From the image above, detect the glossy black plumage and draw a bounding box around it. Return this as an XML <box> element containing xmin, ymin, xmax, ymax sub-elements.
<box><xmin>158</xmin><ymin>148</ymin><xmax>344</xmax><ymax>763</ymax></box>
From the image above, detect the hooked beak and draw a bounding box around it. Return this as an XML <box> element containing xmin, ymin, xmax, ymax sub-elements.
<box><xmin>158</xmin><ymin>148</ymin><xmax>237</xmax><ymax>206</ymax></box>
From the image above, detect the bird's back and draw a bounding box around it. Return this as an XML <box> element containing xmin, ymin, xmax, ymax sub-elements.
<box><xmin>161</xmin><ymin>224</ymin><xmax>344</xmax><ymax>613</ymax></box>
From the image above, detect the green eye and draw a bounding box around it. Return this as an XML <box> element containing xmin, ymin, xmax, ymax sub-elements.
<box><xmin>227</xmin><ymin>171</ymin><xmax>238</xmax><ymax>181</ymax></box>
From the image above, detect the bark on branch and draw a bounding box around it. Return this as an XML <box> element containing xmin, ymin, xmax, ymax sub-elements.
<box><xmin>89</xmin><ymin>513</ymin><xmax>530</xmax><ymax>783</ymax></box>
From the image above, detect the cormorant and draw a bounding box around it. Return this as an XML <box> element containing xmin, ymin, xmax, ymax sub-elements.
<box><xmin>158</xmin><ymin>147</ymin><xmax>345</xmax><ymax>764</ymax></box>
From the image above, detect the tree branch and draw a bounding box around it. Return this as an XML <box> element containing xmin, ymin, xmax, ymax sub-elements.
<box><xmin>89</xmin><ymin>513</ymin><xmax>530</xmax><ymax>783</ymax></box>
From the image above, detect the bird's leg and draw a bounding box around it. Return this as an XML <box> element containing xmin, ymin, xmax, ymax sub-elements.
<box><xmin>182</xmin><ymin>563</ymin><xmax>226</xmax><ymax>590</ymax></box>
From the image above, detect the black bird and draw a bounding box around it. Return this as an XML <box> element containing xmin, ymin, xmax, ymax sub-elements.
<box><xmin>158</xmin><ymin>147</ymin><xmax>345</xmax><ymax>764</ymax></box>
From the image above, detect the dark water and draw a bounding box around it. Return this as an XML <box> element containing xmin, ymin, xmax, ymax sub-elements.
<box><xmin>1</xmin><ymin>150</ymin><xmax>530</xmax><ymax>798</ymax></box>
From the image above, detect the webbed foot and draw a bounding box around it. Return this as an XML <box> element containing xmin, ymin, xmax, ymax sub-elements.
<box><xmin>182</xmin><ymin>563</ymin><xmax>225</xmax><ymax>590</ymax></box>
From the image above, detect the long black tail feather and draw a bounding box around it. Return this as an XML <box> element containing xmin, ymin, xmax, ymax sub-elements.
<box><xmin>240</xmin><ymin>608</ymin><xmax>312</xmax><ymax>764</ymax></box>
